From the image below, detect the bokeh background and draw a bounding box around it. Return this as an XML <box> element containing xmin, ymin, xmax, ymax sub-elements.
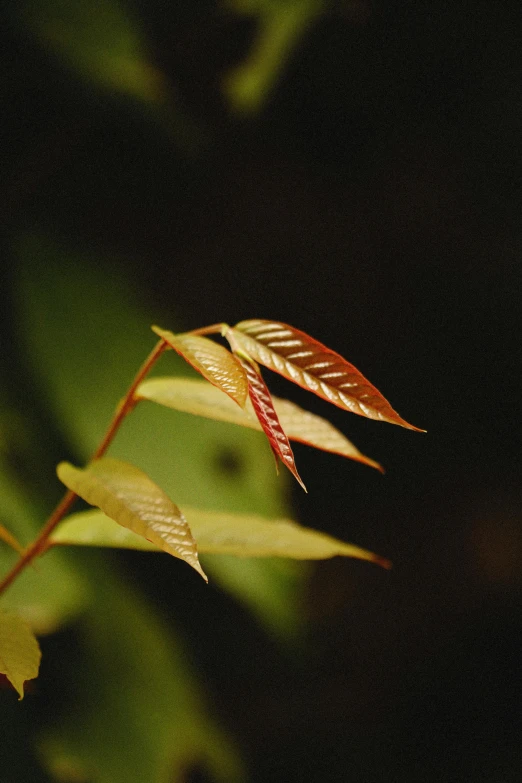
<box><xmin>1</xmin><ymin>1</ymin><xmax>521</xmax><ymax>781</ymax></box>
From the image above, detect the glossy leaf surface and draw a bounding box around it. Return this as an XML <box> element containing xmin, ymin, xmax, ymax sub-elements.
<box><xmin>152</xmin><ymin>326</ymin><xmax>248</xmax><ymax>408</ymax></box>
<box><xmin>230</xmin><ymin>320</ymin><xmax>423</xmax><ymax>429</ymax></box>
<box><xmin>0</xmin><ymin>610</ymin><xmax>41</xmax><ymax>699</ymax></box>
<box><xmin>137</xmin><ymin>377</ymin><xmax>382</xmax><ymax>471</ymax></box>
<box><xmin>15</xmin><ymin>237</ymin><xmax>304</xmax><ymax>638</ymax></box>
<box><xmin>238</xmin><ymin>357</ymin><xmax>306</xmax><ymax>490</ymax></box>
<box><xmin>57</xmin><ymin>458</ymin><xmax>207</xmax><ymax>581</ymax></box>
<box><xmin>52</xmin><ymin>508</ymin><xmax>390</xmax><ymax>567</ymax></box>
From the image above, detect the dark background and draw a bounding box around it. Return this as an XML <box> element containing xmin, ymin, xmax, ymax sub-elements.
<box><xmin>1</xmin><ymin>1</ymin><xmax>521</xmax><ymax>781</ymax></box>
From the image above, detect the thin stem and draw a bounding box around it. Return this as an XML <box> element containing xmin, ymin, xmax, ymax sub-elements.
<box><xmin>0</xmin><ymin>339</ymin><xmax>168</xmax><ymax>596</ymax></box>
<box><xmin>187</xmin><ymin>323</ymin><xmax>227</xmax><ymax>337</ymax></box>
<box><xmin>91</xmin><ymin>339</ymin><xmax>167</xmax><ymax>461</ymax></box>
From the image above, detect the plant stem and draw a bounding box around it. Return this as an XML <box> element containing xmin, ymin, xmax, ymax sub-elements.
<box><xmin>91</xmin><ymin>339</ymin><xmax>167</xmax><ymax>461</ymax></box>
<box><xmin>0</xmin><ymin>339</ymin><xmax>168</xmax><ymax>596</ymax></box>
<box><xmin>187</xmin><ymin>323</ymin><xmax>228</xmax><ymax>337</ymax></box>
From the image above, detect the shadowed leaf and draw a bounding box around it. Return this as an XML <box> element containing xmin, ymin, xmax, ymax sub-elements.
<box><xmin>224</xmin><ymin>0</ymin><xmax>321</xmax><ymax>113</ymax></box>
<box><xmin>18</xmin><ymin>0</ymin><xmax>167</xmax><ymax>105</ymax></box>
<box><xmin>0</xmin><ymin>610</ymin><xmax>41</xmax><ymax>699</ymax></box>
<box><xmin>237</xmin><ymin>357</ymin><xmax>306</xmax><ymax>490</ymax></box>
<box><xmin>228</xmin><ymin>320</ymin><xmax>424</xmax><ymax>430</ymax></box>
<box><xmin>56</xmin><ymin>458</ymin><xmax>207</xmax><ymax>581</ymax></box>
<box><xmin>52</xmin><ymin>507</ymin><xmax>391</xmax><ymax>568</ymax></box>
<box><xmin>39</xmin><ymin>568</ymin><xmax>243</xmax><ymax>783</ymax></box>
<box><xmin>136</xmin><ymin>377</ymin><xmax>383</xmax><ymax>471</ymax></box>
<box><xmin>15</xmin><ymin>236</ymin><xmax>305</xmax><ymax>639</ymax></box>
<box><xmin>152</xmin><ymin>326</ymin><xmax>248</xmax><ymax>408</ymax></box>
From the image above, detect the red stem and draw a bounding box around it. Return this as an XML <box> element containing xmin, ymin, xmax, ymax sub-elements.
<box><xmin>0</xmin><ymin>339</ymin><xmax>167</xmax><ymax>596</ymax></box>
<box><xmin>187</xmin><ymin>323</ymin><xmax>227</xmax><ymax>337</ymax></box>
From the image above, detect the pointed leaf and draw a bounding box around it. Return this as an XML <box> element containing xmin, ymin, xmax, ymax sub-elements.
<box><xmin>15</xmin><ymin>236</ymin><xmax>301</xmax><ymax>639</ymax></box>
<box><xmin>152</xmin><ymin>326</ymin><xmax>248</xmax><ymax>408</ymax></box>
<box><xmin>228</xmin><ymin>320</ymin><xmax>424</xmax><ymax>430</ymax></box>
<box><xmin>56</xmin><ymin>458</ymin><xmax>207</xmax><ymax>581</ymax></box>
<box><xmin>0</xmin><ymin>523</ymin><xmax>25</xmax><ymax>556</ymax></box>
<box><xmin>238</xmin><ymin>357</ymin><xmax>306</xmax><ymax>490</ymax></box>
<box><xmin>51</xmin><ymin>507</ymin><xmax>391</xmax><ymax>568</ymax></box>
<box><xmin>136</xmin><ymin>377</ymin><xmax>383</xmax><ymax>471</ymax></box>
<box><xmin>0</xmin><ymin>610</ymin><xmax>41</xmax><ymax>699</ymax></box>
<box><xmin>264</xmin><ymin>396</ymin><xmax>384</xmax><ymax>472</ymax></box>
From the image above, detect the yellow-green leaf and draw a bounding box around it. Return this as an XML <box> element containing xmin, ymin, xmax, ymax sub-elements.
<box><xmin>136</xmin><ymin>377</ymin><xmax>383</xmax><ymax>471</ymax></box>
<box><xmin>52</xmin><ymin>507</ymin><xmax>391</xmax><ymax>568</ymax></box>
<box><xmin>151</xmin><ymin>327</ymin><xmax>249</xmax><ymax>408</ymax></box>
<box><xmin>0</xmin><ymin>610</ymin><xmax>41</xmax><ymax>699</ymax></box>
<box><xmin>15</xmin><ymin>235</ymin><xmax>303</xmax><ymax>639</ymax></box>
<box><xmin>56</xmin><ymin>458</ymin><xmax>207</xmax><ymax>581</ymax></box>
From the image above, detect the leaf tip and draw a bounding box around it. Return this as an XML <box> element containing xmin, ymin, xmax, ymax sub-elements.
<box><xmin>187</xmin><ymin>553</ymin><xmax>208</xmax><ymax>582</ymax></box>
<box><xmin>150</xmin><ymin>324</ymin><xmax>170</xmax><ymax>344</ymax></box>
<box><xmin>296</xmin><ymin>474</ymin><xmax>308</xmax><ymax>493</ymax></box>
<box><xmin>363</xmin><ymin>457</ymin><xmax>385</xmax><ymax>474</ymax></box>
<box><xmin>195</xmin><ymin>562</ymin><xmax>209</xmax><ymax>583</ymax></box>
<box><xmin>399</xmin><ymin>418</ymin><xmax>427</xmax><ymax>433</ymax></box>
<box><xmin>374</xmin><ymin>554</ymin><xmax>393</xmax><ymax>570</ymax></box>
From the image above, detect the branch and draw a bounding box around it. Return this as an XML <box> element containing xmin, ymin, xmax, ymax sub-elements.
<box><xmin>0</xmin><ymin>339</ymin><xmax>168</xmax><ymax>596</ymax></box>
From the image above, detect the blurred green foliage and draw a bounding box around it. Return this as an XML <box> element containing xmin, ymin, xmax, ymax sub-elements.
<box><xmin>0</xmin><ymin>0</ymin><xmax>332</xmax><ymax>778</ymax></box>
<box><xmin>225</xmin><ymin>0</ymin><xmax>322</xmax><ymax>112</ymax></box>
<box><xmin>1</xmin><ymin>232</ymin><xmax>307</xmax><ymax>780</ymax></box>
<box><xmin>19</xmin><ymin>0</ymin><xmax>166</xmax><ymax>104</ymax></box>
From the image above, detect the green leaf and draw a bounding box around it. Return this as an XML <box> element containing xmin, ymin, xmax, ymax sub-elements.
<box><xmin>229</xmin><ymin>320</ymin><xmax>424</xmax><ymax>430</ymax></box>
<box><xmin>17</xmin><ymin>0</ymin><xmax>167</xmax><ymax>105</ymax></box>
<box><xmin>57</xmin><ymin>458</ymin><xmax>207</xmax><ymax>581</ymax></box>
<box><xmin>224</xmin><ymin>0</ymin><xmax>322</xmax><ymax>113</ymax></box>
<box><xmin>13</xmin><ymin>235</ymin><xmax>305</xmax><ymax>637</ymax></box>
<box><xmin>0</xmin><ymin>610</ymin><xmax>41</xmax><ymax>699</ymax></box>
<box><xmin>151</xmin><ymin>326</ymin><xmax>249</xmax><ymax>408</ymax></box>
<box><xmin>192</xmin><ymin>507</ymin><xmax>390</xmax><ymax>565</ymax></box>
<box><xmin>136</xmin><ymin>377</ymin><xmax>383</xmax><ymax>471</ymax></box>
<box><xmin>52</xmin><ymin>507</ymin><xmax>391</xmax><ymax>568</ymax></box>
<box><xmin>39</xmin><ymin>567</ymin><xmax>243</xmax><ymax>783</ymax></box>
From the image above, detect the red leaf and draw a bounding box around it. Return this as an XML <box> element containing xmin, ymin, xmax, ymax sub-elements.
<box><xmin>230</xmin><ymin>320</ymin><xmax>424</xmax><ymax>431</ymax></box>
<box><xmin>237</xmin><ymin>356</ymin><xmax>307</xmax><ymax>492</ymax></box>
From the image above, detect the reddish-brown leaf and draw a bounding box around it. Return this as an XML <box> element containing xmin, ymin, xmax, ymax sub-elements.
<box><xmin>230</xmin><ymin>320</ymin><xmax>424</xmax><ymax>430</ymax></box>
<box><xmin>151</xmin><ymin>326</ymin><xmax>248</xmax><ymax>408</ymax></box>
<box><xmin>237</xmin><ymin>356</ymin><xmax>307</xmax><ymax>491</ymax></box>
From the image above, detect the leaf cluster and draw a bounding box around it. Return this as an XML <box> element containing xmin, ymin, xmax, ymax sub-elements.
<box><xmin>1</xmin><ymin>310</ymin><xmax>421</xmax><ymax>743</ymax></box>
